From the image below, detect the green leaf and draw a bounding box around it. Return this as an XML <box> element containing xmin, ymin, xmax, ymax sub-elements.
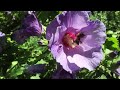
<box><xmin>113</xmin><ymin>55</ymin><xmax>120</xmax><ymax>63</ymax></box>
<box><xmin>9</xmin><ymin>66</ymin><xmax>25</xmax><ymax>78</ymax></box>
<box><xmin>7</xmin><ymin>61</ymin><xmax>18</xmax><ymax>72</ymax></box>
<box><xmin>0</xmin><ymin>76</ymin><xmax>4</xmax><ymax>79</ymax></box>
<box><xmin>107</xmin><ymin>30</ymin><xmax>113</xmax><ymax>35</ymax></box>
<box><xmin>11</xmin><ymin>61</ymin><xmax>18</xmax><ymax>68</ymax></box>
<box><xmin>36</xmin><ymin>59</ymin><xmax>48</xmax><ymax>64</ymax></box>
<box><xmin>30</xmin><ymin>74</ymin><xmax>40</xmax><ymax>79</ymax></box>
<box><xmin>15</xmin><ymin>67</ymin><xmax>24</xmax><ymax>76</ymax></box>
<box><xmin>104</xmin><ymin>49</ymin><xmax>112</xmax><ymax>55</ymax></box>
<box><xmin>107</xmin><ymin>37</ymin><xmax>119</xmax><ymax>50</ymax></box>
<box><xmin>100</xmin><ymin>74</ymin><xmax>107</xmax><ymax>79</ymax></box>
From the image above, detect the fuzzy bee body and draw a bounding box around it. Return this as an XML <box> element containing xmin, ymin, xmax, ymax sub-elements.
<box><xmin>74</xmin><ymin>32</ymin><xmax>85</xmax><ymax>44</ymax></box>
<box><xmin>62</xmin><ymin>32</ymin><xmax>85</xmax><ymax>48</ymax></box>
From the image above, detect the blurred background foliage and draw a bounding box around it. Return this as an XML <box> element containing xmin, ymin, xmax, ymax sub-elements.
<box><xmin>0</xmin><ymin>11</ymin><xmax>120</xmax><ymax>79</ymax></box>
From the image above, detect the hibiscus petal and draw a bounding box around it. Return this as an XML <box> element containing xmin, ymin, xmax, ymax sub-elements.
<box><xmin>58</xmin><ymin>11</ymin><xmax>89</xmax><ymax>30</ymax></box>
<box><xmin>46</xmin><ymin>11</ymin><xmax>90</xmax><ymax>44</ymax></box>
<box><xmin>47</xmin><ymin>25</ymin><xmax>66</xmax><ymax>48</ymax></box>
<box><xmin>0</xmin><ymin>32</ymin><xmax>5</xmax><ymax>37</ymax></box>
<box><xmin>46</xmin><ymin>19</ymin><xmax>61</xmax><ymax>48</ymax></box>
<box><xmin>22</xmin><ymin>13</ymin><xmax>39</xmax><ymax>27</ymax></box>
<box><xmin>46</xmin><ymin>18</ymin><xmax>60</xmax><ymax>41</ymax></box>
<box><xmin>66</xmin><ymin>46</ymin><xmax>103</xmax><ymax>71</ymax></box>
<box><xmin>25</xmin><ymin>25</ymin><xmax>41</xmax><ymax>36</ymax></box>
<box><xmin>51</xmin><ymin>44</ymin><xmax>72</xmax><ymax>73</ymax></box>
<box><xmin>26</xmin><ymin>64</ymin><xmax>46</xmax><ymax>74</ymax></box>
<box><xmin>22</xmin><ymin>13</ymin><xmax>43</xmax><ymax>36</ymax></box>
<box><xmin>0</xmin><ymin>32</ymin><xmax>6</xmax><ymax>46</ymax></box>
<box><xmin>115</xmin><ymin>68</ymin><xmax>120</xmax><ymax>76</ymax></box>
<box><xmin>52</xmin><ymin>65</ymin><xmax>76</xmax><ymax>79</ymax></box>
<box><xmin>80</xmin><ymin>20</ymin><xmax>106</xmax><ymax>48</ymax></box>
<box><xmin>54</xmin><ymin>26</ymin><xmax>66</xmax><ymax>43</ymax></box>
<box><xmin>67</xmin><ymin>61</ymin><xmax>81</xmax><ymax>72</ymax></box>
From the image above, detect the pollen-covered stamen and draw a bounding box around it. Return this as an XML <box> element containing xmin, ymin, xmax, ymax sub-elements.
<box><xmin>62</xmin><ymin>32</ymin><xmax>77</xmax><ymax>48</ymax></box>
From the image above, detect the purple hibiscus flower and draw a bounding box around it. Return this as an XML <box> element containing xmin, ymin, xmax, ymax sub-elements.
<box><xmin>0</xmin><ymin>32</ymin><xmax>6</xmax><ymax>44</ymax></box>
<box><xmin>21</xmin><ymin>11</ymin><xmax>43</xmax><ymax>36</ymax></box>
<box><xmin>46</xmin><ymin>11</ymin><xmax>106</xmax><ymax>73</ymax></box>
<box><xmin>52</xmin><ymin>65</ymin><xmax>76</xmax><ymax>79</ymax></box>
<box><xmin>115</xmin><ymin>68</ymin><xmax>120</xmax><ymax>76</ymax></box>
<box><xmin>0</xmin><ymin>31</ymin><xmax>6</xmax><ymax>52</ymax></box>
<box><xmin>26</xmin><ymin>64</ymin><xmax>46</xmax><ymax>74</ymax></box>
<box><xmin>0</xmin><ymin>31</ymin><xmax>5</xmax><ymax>38</ymax></box>
<box><xmin>13</xmin><ymin>11</ymin><xmax>43</xmax><ymax>44</ymax></box>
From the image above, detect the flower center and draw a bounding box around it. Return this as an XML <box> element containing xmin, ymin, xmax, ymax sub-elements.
<box><xmin>62</xmin><ymin>31</ymin><xmax>85</xmax><ymax>48</ymax></box>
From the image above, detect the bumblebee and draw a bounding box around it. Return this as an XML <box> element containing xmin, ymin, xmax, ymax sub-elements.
<box><xmin>62</xmin><ymin>32</ymin><xmax>85</xmax><ymax>48</ymax></box>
